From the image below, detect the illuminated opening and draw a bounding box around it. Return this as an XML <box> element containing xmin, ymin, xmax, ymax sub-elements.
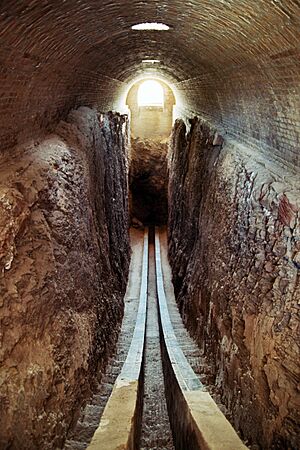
<box><xmin>142</xmin><ymin>59</ymin><xmax>160</xmax><ymax>64</ymax></box>
<box><xmin>131</xmin><ymin>22</ymin><xmax>170</xmax><ymax>31</ymax></box>
<box><xmin>138</xmin><ymin>80</ymin><xmax>164</xmax><ymax>107</ymax></box>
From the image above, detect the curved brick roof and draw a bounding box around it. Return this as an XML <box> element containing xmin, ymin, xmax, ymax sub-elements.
<box><xmin>0</xmin><ymin>1</ymin><xmax>299</xmax><ymax>167</ymax></box>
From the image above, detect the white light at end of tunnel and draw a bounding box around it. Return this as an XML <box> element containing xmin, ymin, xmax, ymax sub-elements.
<box><xmin>137</xmin><ymin>80</ymin><xmax>164</xmax><ymax>107</ymax></box>
<box><xmin>131</xmin><ymin>22</ymin><xmax>170</xmax><ymax>31</ymax></box>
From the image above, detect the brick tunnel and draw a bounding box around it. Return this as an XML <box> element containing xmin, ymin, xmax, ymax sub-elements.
<box><xmin>0</xmin><ymin>2</ymin><xmax>299</xmax><ymax>450</ymax></box>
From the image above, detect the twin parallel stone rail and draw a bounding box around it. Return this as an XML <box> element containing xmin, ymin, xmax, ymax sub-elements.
<box><xmin>86</xmin><ymin>228</ymin><xmax>247</xmax><ymax>450</ymax></box>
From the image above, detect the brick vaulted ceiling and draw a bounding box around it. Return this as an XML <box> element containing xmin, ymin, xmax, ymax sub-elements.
<box><xmin>0</xmin><ymin>1</ymin><xmax>300</xmax><ymax>168</ymax></box>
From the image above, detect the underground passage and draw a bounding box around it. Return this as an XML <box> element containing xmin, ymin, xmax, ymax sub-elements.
<box><xmin>0</xmin><ymin>2</ymin><xmax>299</xmax><ymax>450</ymax></box>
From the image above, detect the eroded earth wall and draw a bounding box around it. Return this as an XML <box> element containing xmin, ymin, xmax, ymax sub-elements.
<box><xmin>168</xmin><ymin>118</ymin><xmax>300</xmax><ymax>449</ymax></box>
<box><xmin>0</xmin><ymin>107</ymin><xmax>130</xmax><ymax>449</ymax></box>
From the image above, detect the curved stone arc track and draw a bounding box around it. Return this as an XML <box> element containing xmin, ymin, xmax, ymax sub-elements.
<box><xmin>66</xmin><ymin>227</ymin><xmax>247</xmax><ymax>450</ymax></box>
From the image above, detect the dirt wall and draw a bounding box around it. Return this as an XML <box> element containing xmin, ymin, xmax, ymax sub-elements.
<box><xmin>0</xmin><ymin>107</ymin><xmax>130</xmax><ymax>449</ymax></box>
<box><xmin>168</xmin><ymin>118</ymin><xmax>300</xmax><ymax>449</ymax></box>
<box><xmin>129</xmin><ymin>138</ymin><xmax>168</xmax><ymax>225</ymax></box>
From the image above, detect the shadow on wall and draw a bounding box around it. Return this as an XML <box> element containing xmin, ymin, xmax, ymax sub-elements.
<box><xmin>126</xmin><ymin>79</ymin><xmax>175</xmax><ymax>225</ymax></box>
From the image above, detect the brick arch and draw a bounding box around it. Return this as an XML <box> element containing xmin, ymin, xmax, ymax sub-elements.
<box><xmin>126</xmin><ymin>78</ymin><xmax>176</xmax><ymax>139</ymax></box>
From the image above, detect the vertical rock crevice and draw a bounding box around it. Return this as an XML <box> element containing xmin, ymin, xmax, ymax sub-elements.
<box><xmin>0</xmin><ymin>107</ymin><xmax>130</xmax><ymax>449</ymax></box>
<box><xmin>168</xmin><ymin>118</ymin><xmax>300</xmax><ymax>449</ymax></box>
<box><xmin>129</xmin><ymin>138</ymin><xmax>168</xmax><ymax>225</ymax></box>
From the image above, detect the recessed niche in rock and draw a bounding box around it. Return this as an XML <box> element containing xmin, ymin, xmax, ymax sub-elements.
<box><xmin>126</xmin><ymin>79</ymin><xmax>176</xmax><ymax>225</ymax></box>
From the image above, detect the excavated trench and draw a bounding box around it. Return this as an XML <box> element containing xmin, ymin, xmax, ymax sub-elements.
<box><xmin>63</xmin><ymin>113</ymin><xmax>299</xmax><ymax>450</ymax></box>
<box><xmin>1</xmin><ymin>104</ymin><xmax>299</xmax><ymax>450</ymax></box>
<box><xmin>65</xmin><ymin>225</ymin><xmax>247</xmax><ymax>450</ymax></box>
<box><xmin>0</xmin><ymin>95</ymin><xmax>299</xmax><ymax>450</ymax></box>
<box><xmin>60</xmin><ymin>118</ymin><xmax>248</xmax><ymax>450</ymax></box>
<box><xmin>1</xmin><ymin>3</ymin><xmax>300</xmax><ymax>447</ymax></box>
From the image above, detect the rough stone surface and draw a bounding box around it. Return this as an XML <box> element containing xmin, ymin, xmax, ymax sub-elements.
<box><xmin>0</xmin><ymin>107</ymin><xmax>130</xmax><ymax>449</ymax></box>
<box><xmin>129</xmin><ymin>138</ymin><xmax>168</xmax><ymax>225</ymax></box>
<box><xmin>168</xmin><ymin>118</ymin><xmax>300</xmax><ymax>449</ymax></box>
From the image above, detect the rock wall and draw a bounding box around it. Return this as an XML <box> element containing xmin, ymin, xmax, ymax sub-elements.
<box><xmin>0</xmin><ymin>107</ymin><xmax>130</xmax><ymax>449</ymax></box>
<box><xmin>168</xmin><ymin>118</ymin><xmax>300</xmax><ymax>449</ymax></box>
<box><xmin>129</xmin><ymin>138</ymin><xmax>168</xmax><ymax>225</ymax></box>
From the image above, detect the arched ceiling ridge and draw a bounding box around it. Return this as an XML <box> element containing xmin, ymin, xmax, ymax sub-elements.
<box><xmin>0</xmin><ymin>1</ymin><xmax>299</xmax><ymax>83</ymax></box>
